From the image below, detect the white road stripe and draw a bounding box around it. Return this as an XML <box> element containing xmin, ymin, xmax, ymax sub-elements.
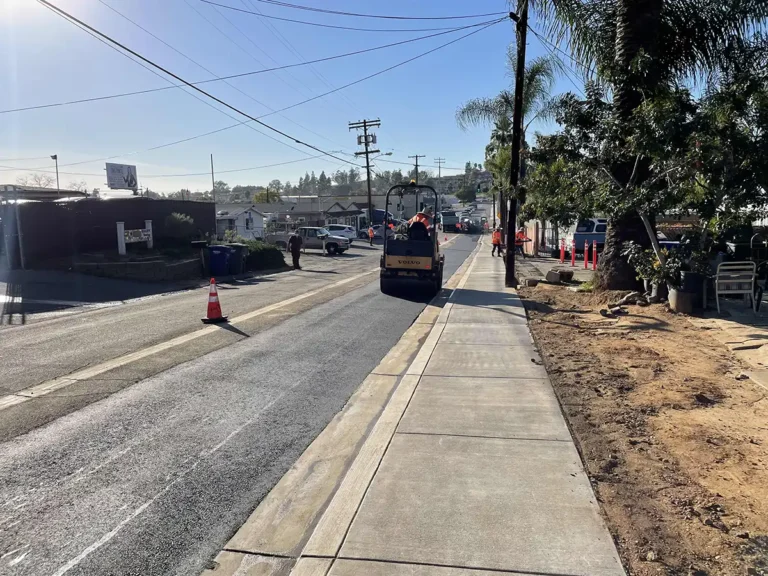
<box><xmin>0</xmin><ymin>268</ymin><xmax>378</xmax><ymax>412</ymax></box>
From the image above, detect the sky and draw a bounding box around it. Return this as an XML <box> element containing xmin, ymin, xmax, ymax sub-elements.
<box><xmin>0</xmin><ymin>0</ymin><xmax>583</xmax><ymax>196</ymax></box>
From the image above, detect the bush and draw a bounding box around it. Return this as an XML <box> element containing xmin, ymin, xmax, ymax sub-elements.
<box><xmin>244</xmin><ymin>239</ymin><xmax>286</xmax><ymax>271</ymax></box>
<box><xmin>164</xmin><ymin>212</ymin><xmax>195</xmax><ymax>244</ymax></box>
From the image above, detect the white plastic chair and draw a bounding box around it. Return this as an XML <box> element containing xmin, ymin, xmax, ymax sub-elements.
<box><xmin>715</xmin><ymin>261</ymin><xmax>757</xmax><ymax>314</ymax></box>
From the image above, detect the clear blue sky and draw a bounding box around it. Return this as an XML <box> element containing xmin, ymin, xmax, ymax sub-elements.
<box><xmin>0</xmin><ymin>0</ymin><xmax>581</xmax><ymax>195</ymax></box>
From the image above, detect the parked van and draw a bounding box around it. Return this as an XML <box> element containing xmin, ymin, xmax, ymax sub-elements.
<box><xmin>564</xmin><ymin>218</ymin><xmax>608</xmax><ymax>254</ymax></box>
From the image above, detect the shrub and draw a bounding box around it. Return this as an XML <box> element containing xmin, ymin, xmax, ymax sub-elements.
<box><xmin>164</xmin><ymin>212</ymin><xmax>195</xmax><ymax>244</ymax></box>
<box><xmin>244</xmin><ymin>239</ymin><xmax>286</xmax><ymax>271</ymax></box>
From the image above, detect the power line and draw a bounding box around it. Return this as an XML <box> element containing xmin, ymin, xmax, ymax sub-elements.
<box><xmin>201</xmin><ymin>0</ymin><xmax>503</xmax><ymax>32</ymax></box>
<box><xmin>527</xmin><ymin>26</ymin><xmax>587</xmax><ymax>96</ymax></box>
<box><xmin>255</xmin><ymin>18</ymin><xmax>507</xmax><ymax>118</ymax></box>
<box><xmin>240</xmin><ymin>0</ymin><xmax>362</xmax><ymax>115</ymax></box>
<box><xmin>36</xmin><ymin>0</ymin><xmax>358</xmax><ymax>168</ymax></box>
<box><xmin>4</xmin><ymin>15</ymin><xmax>502</xmax><ymax>175</ymax></box>
<box><xmin>248</xmin><ymin>0</ymin><xmax>508</xmax><ymax>21</ymax></box>
<box><xmin>41</xmin><ymin>0</ymin><xmax>313</xmax><ymax>161</ymax></box>
<box><xmin>0</xmin><ymin>17</ymin><xmax>499</xmax><ymax>117</ymax></box>
<box><xmin>97</xmin><ymin>0</ymin><xmax>343</xmax><ymax>150</ymax></box>
<box><xmin>1</xmin><ymin>154</ymin><xmax>329</xmax><ymax>179</ymax></box>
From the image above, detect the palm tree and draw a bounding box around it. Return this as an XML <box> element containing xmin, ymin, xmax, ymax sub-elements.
<box><xmin>525</xmin><ymin>0</ymin><xmax>768</xmax><ymax>288</ymax></box>
<box><xmin>456</xmin><ymin>46</ymin><xmax>563</xmax><ymax>136</ymax></box>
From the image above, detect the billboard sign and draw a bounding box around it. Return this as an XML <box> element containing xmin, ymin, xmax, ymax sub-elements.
<box><xmin>106</xmin><ymin>163</ymin><xmax>138</xmax><ymax>191</ymax></box>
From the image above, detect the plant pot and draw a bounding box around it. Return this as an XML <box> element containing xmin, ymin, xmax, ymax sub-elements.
<box><xmin>680</xmin><ymin>271</ymin><xmax>705</xmax><ymax>309</ymax></box>
<box><xmin>668</xmin><ymin>285</ymin><xmax>694</xmax><ymax>314</ymax></box>
<box><xmin>650</xmin><ymin>282</ymin><xmax>668</xmax><ymax>301</ymax></box>
<box><xmin>643</xmin><ymin>279</ymin><xmax>652</xmax><ymax>294</ymax></box>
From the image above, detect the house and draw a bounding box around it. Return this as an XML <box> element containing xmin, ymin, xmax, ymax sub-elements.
<box><xmin>215</xmin><ymin>204</ymin><xmax>265</xmax><ymax>240</ymax></box>
<box><xmin>325</xmin><ymin>202</ymin><xmax>364</xmax><ymax>230</ymax></box>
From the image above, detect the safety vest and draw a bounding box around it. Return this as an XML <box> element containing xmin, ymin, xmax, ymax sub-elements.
<box><xmin>408</xmin><ymin>213</ymin><xmax>432</xmax><ymax>228</ymax></box>
<box><xmin>515</xmin><ymin>231</ymin><xmax>528</xmax><ymax>246</ymax></box>
<box><xmin>368</xmin><ymin>227</ymin><xmax>374</xmax><ymax>238</ymax></box>
<box><xmin>492</xmin><ymin>230</ymin><xmax>502</xmax><ymax>244</ymax></box>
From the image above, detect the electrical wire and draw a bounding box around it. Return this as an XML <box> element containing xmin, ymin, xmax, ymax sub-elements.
<box><xmin>36</xmin><ymin>0</ymin><xmax>360</xmax><ymax>167</ymax></box>
<box><xmin>38</xmin><ymin>0</ymin><xmax>314</xmax><ymax>162</ymax></box>
<box><xmin>247</xmin><ymin>0</ymin><xmax>508</xmax><ymax>21</ymax></box>
<box><xmin>527</xmin><ymin>26</ymin><xmax>588</xmax><ymax>95</ymax></box>
<box><xmin>201</xmin><ymin>0</ymin><xmax>503</xmax><ymax>32</ymax></box>
<box><xmin>5</xmin><ymin>15</ymin><xmax>503</xmax><ymax>176</ymax></box>
<box><xmin>0</xmin><ymin>17</ymin><xmax>498</xmax><ymax>117</ymax></box>
<box><xmin>240</xmin><ymin>0</ymin><xmax>362</xmax><ymax>116</ymax></box>
<box><xmin>1</xmin><ymin>154</ymin><xmax>328</xmax><ymax>179</ymax></box>
<box><xmin>256</xmin><ymin>18</ymin><xmax>507</xmax><ymax>118</ymax></box>
<box><xmin>97</xmin><ymin>0</ymin><xmax>343</xmax><ymax>150</ymax></box>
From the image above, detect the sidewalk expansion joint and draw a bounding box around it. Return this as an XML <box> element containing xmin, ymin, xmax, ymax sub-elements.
<box><xmin>333</xmin><ymin>555</ymin><xmax>580</xmax><ymax>576</ymax></box>
<box><xmin>394</xmin><ymin>431</ymin><xmax>572</xmax><ymax>443</ymax></box>
<box><xmin>222</xmin><ymin>549</ymin><xmax>295</xmax><ymax>560</ymax></box>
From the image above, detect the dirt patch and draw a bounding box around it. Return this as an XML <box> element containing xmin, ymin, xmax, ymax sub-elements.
<box><xmin>520</xmin><ymin>283</ymin><xmax>768</xmax><ymax>576</ymax></box>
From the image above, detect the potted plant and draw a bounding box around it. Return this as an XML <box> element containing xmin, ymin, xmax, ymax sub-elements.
<box><xmin>622</xmin><ymin>242</ymin><xmax>657</xmax><ymax>294</ymax></box>
<box><xmin>680</xmin><ymin>250</ymin><xmax>712</xmax><ymax>309</ymax></box>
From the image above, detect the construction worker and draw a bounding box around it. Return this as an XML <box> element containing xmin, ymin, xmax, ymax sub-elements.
<box><xmin>287</xmin><ymin>230</ymin><xmax>303</xmax><ymax>270</ymax></box>
<box><xmin>368</xmin><ymin>225</ymin><xmax>374</xmax><ymax>246</ymax></box>
<box><xmin>408</xmin><ymin>206</ymin><xmax>434</xmax><ymax>230</ymax></box>
<box><xmin>491</xmin><ymin>226</ymin><xmax>502</xmax><ymax>257</ymax></box>
<box><xmin>515</xmin><ymin>227</ymin><xmax>531</xmax><ymax>258</ymax></box>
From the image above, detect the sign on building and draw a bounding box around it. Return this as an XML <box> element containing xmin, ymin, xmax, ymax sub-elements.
<box><xmin>117</xmin><ymin>221</ymin><xmax>153</xmax><ymax>255</ymax></box>
<box><xmin>106</xmin><ymin>163</ymin><xmax>138</xmax><ymax>191</ymax></box>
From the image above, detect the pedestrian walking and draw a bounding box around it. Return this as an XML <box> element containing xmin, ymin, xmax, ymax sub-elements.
<box><xmin>287</xmin><ymin>231</ymin><xmax>303</xmax><ymax>270</ymax></box>
<box><xmin>491</xmin><ymin>226</ymin><xmax>502</xmax><ymax>257</ymax></box>
<box><xmin>368</xmin><ymin>225</ymin><xmax>374</xmax><ymax>246</ymax></box>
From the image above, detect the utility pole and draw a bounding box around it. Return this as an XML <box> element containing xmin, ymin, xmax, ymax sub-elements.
<box><xmin>409</xmin><ymin>154</ymin><xmax>426</xmax><ymax>212</ymax></box>
<box><xmin>408</xmin><ymin>154</ymin><xmax>425</xmax><ymax>183</ymax></box>
<box><xmin>434</xmin><ymin>157</ymin><xmax>445</xmax><ymax>195</ymax></box>
<box><xmin>210</xmin><ymin>154</ymin><xmax>216</xmax><ymax>204</ymax></box>
<box><xmin>349</xmin><ymin>119</ymin><xmax>380</xmax><ymax>228</ymax></box>
<box><xmin>506</xmin><ymin>2</ymin><xmax>528</xmax><ymax>287</ymax></box>
<box><xmin>51</xmin><ymin>154</ymin><xmax>59</xmax><ymax>196</ymax></box>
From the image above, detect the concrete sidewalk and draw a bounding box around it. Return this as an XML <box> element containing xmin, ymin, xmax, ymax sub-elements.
<box><xmin>287</xmin><ymin>247</ymin><xmax>625</xmax><ymax>576</ymax></box>
<box><xmin>205</xmin><ymin>242</ymin><xmax>625</xmax><ymax>576</ymax></box>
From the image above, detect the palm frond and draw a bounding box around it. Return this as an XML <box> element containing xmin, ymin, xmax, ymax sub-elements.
<box><xmin>455</xmin><ymin>92</ymin><xmax>514</xmax><ymax>130</ymax></box>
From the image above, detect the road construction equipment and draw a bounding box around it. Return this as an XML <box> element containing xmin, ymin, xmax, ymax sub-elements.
<box><xmin>380</xmin><ymin>182</ymin><xmax>444</xmax><ymax>296</ymax></box>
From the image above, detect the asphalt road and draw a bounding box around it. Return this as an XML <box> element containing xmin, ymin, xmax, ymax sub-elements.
<box><xmin>0</xmin><ymin>235</ymin><xmax>479</xmax><ymax>576</ymax></box>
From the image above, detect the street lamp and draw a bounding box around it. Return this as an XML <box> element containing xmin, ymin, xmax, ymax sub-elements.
<box><xmin>50</xmin><ymin>154</ymin><xmax>59</xmax><ymax>195</ymax></box>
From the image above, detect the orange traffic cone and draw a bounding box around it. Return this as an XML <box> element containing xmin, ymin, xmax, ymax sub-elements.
<box><xmin>202</xmin><ymin>278</ymin><xmax>228</xmax><ymax>324</ymax></box>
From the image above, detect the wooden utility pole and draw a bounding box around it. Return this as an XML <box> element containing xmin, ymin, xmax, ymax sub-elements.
<box><xmin>210</xmin><ymin>154</ymin><xmax>216</xmax><ymax>204</ymax></box>
<box><xmin>434</xmin><ymin>157</ymin><xmax>445</xmax><ymax>194</ymax></box>
<box><xmin>409</xmin><ymin>154</ymin><xmax>426</xmax><ymax>212</ymax></box>
<box><xmin>349</xmin><ymin>119</ymin><xmax>380</xmax><ymax>227</ymax></box>
<box><xmin>506</xmin><ymin>1</ymin><xmax>528</xmax><ymax>287</ymax></box>
<box><xmin>408</xmin><ymin>154</ymin><xmax>426</xmax><ymax>183</ymax></box>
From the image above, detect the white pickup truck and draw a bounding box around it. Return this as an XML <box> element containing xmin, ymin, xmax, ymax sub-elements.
<box><xmin>266</xmin><ymin>226</ymin><xmax>351</xmax><ymax>255</ymax></box>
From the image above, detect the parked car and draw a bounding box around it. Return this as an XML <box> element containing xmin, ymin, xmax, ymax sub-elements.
<box><xmin>266</xmin><ymin>226</ymin><xmax>350</xmax><ymax>254</ymax></box>
<box><xmin>325</xmin><ymin>224</ymin><xmax>357</xmax><ymax>242</ymax></box>
<box><xmin>372</xmin><ymin>224</ymin><xmax>394</xmax><ymax>239</ymax></box>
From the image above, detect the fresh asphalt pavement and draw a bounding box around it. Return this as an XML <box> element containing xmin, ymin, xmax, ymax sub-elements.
<box><xmin>0</xmin><ymin>235</ymin><xmax>480</xmax><ymax>576</ymax></box>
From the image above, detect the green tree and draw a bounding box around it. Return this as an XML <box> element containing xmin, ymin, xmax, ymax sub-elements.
<box><xmin>456</xmin><ymin>46</ymin><xmax>562</xmax><ymax>135</ymax></box>
<box><xmin>348</xmin><ymin>167</ymin><xmax>361</xmax><ymax>184</ymax></box>
<box><xmin>333</xmin><ymin>169</ymin><xmax>349</xmax><ymax>186</ymax></box>
<box><xmin>526</xmin><ymin>0</ymin><xmax>767</xmax><ymax>288</ymax></box>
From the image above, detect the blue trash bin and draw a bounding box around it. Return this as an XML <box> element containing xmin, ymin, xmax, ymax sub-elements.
<box><xmin>208</xmin><ymin>245</ymin><xmax>231</xmax><ymax>277</ymax></box>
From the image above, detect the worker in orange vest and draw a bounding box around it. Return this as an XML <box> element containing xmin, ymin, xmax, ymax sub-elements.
<box><xmin>368</xmin><ymin>225</ymin><xmax>374</xmax><ymax>246</ymax></box>
<box><xmin>515</xmin><ymin>227</ymin><xmax>531</xmax><ymax>259</ymax></box>
<box><xmin>407</xmin><ymin>206</ymin><xmax>433</xmax><ymax>229</ymax></box>
<box><xmin>491</xmin><ymin>226</ymin><xmax>503</xmax><ymax>257</ymax></box>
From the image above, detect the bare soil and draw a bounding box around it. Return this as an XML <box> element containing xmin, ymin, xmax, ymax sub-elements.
<box><xmin>519</xmin><ymin>283</ymin><xmax>768</xmax><ymax>576</ymax></box>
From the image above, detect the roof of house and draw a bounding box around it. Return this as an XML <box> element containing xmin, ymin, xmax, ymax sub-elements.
<box><xmin>215</xmin><ymin>204</ymin><xmax>265</xmax><ymax>219</ymax></box>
